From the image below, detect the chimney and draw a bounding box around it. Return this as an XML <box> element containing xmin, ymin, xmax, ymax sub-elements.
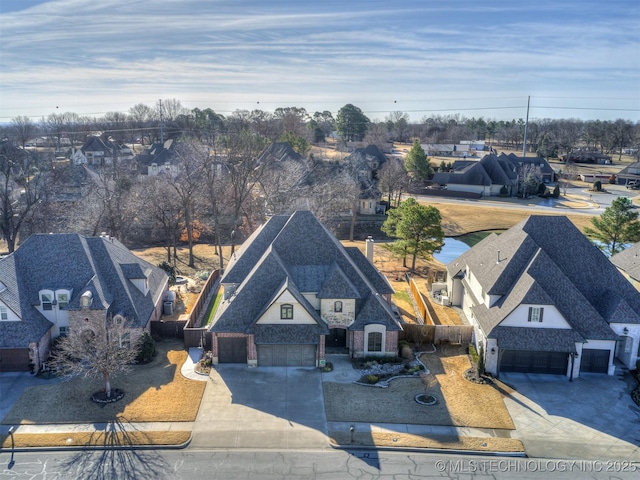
<box><xmin>366</xmin><ymin>236</ymin><xmax>374</xmax><ymax>264</ymax></box>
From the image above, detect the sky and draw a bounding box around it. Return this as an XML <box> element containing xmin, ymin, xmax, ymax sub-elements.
<box><xmin>0</xmin><ymin>0</ymin><xmax>639</xmax><ymax>123</ymax></box>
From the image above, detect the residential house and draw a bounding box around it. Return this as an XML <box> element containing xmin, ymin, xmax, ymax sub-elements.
<box><xmin>135</xmin><ymin>138</ymin><xmax>180</xmax><ymax>176</ymax></box>
<box><xmin>208</xmin><ymin>211</ymin><xmax>400</xmax><ymax>366</ymax></box>
<box><xmin>563</xmin><ymin>150</ymin><xmax>612</xmax><ymax>164</ymax></box>
<box><xmin>615</xmin><ymin>161</ymin><xmax>640</xmax><ymax>187</ymax></box>
<box><xmin>446</xmin><ymin>216</ymin><xmax>640</xmax><ymax>378</ymax></box>
<box><xmin>432</xmin><ymin>153</ymin><xmax>554</xmax><ymax>197</ymax></box>
<box><xmin>0</xmin><ymin>234</ymin><xmax>169</xmax><ymax>372</ymax></box>
<box><xmin>72</xmin><ymin>136</ymin><xmax>134</xmax><ymax>166</ymax></box>
<box><xmin>611</xmin><ymin>242</ymin><xmax>640</xmax><ymax>369</ymax></box>
<box><xmin>611</xmin><ymin>242</ymin><xmax>640</xmax><ymax>292</ymax></box>
<box><xmin>344</xmin><ymin>145</ymin><xmax>388</xmax><ymax>214</ymax></box>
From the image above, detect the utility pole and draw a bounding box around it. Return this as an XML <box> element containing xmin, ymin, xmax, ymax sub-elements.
<box><xmin>158</xmin><ymin>99</ymin><xmax>165</xmax><ymax>144</ymax></box>
<box><xmin>522</xmin><ymin>95</ymin><xmax>530</xmax><ymax>158</ymax></box>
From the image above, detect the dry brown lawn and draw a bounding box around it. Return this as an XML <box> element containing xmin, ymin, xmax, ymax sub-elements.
<box><xmin>2</xmin><ymin>340</ymin><xmax>206</xmax><ymax>425</ymax></box>
<box><xmin>323</xmin><ymin>345</ymin><xmax>514</xmax><ymax>430</ymax></box>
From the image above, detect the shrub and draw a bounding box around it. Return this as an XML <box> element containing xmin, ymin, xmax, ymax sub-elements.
<box><xmin>158</xmin><ymin>261</ymin><xmax>177</xmax><ymax>284</ymax></box>
<box><xmin>593</xmin><ymin>180</ymin><xmax>602</xmax><ymax>192</ymax></box>
<box><xmin>136</xmin><ymin>332</ymin><xmax>156</xmax><ymax>364</ymax></box>
<box><xmin>468</xmin><ymin>344</ymin><xmax>479</xmax><ymax>363</ymax></box>
<box><xmin>552</xmin><ymin>184</ymin><xmax>560</xmax><ymax>198</ymax></box>
<box><xmin>499</xmin><ymin>185</ymin><xmax>509</xmax><ymax>197</ymax></box>
<box><xmin>366</xmin><ymin>375</ymin><xmax>379</xmax><ymax>384</ymax></box>
<box><xmin>477</xmin><ymin>343</ymin><xmax>485</xmax><ymax>376</ymax></box>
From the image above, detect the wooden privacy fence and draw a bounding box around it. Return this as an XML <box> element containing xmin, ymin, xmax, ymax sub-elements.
<box><xmin>401</xmin><ymin>324</ymin><xmax>474</xmax><ymax>346</ymax></box>
<box><xmin>182</xmin><ymin>269</ymin><xmax>220</xmax><ymax>348</ymax></box>
<box><xmin>409</xmin><ymin>277</ymin><xmax>436</xmax><ymax>325</ymax></box>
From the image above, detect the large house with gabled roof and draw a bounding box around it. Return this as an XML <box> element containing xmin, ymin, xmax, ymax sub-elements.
<box><xmin>208</xmin><ymin>211</ymin><xmax>401</xmax><ymax>366</ymax></box>
<box><xmin>0</xmin><ymin>234</ymin><xmax>168</xmax><ymax>372</ymax></box>
<box><xmin>446</xmin><ymin>216</ymin><xmax>640</xmax><ymax>378</ymax></box>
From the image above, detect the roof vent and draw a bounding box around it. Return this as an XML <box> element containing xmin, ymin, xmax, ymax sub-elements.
<box><xmin>496</xmin><ymin>250</ymin><xmax>501</xmax><ymax>264</ymax></box>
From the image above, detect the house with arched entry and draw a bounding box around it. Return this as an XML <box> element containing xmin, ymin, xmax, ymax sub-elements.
<box><xmin>208</xmin><ymin>211</ymin><xmax>400</xmax><ymax>366</ymax></box>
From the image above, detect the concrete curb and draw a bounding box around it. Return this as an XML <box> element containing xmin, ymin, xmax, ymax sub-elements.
<box><xmin>327</xmin><ymin>440</ymin><xmax>527</xmax><ymax>457</ymax></box>
<box><xmin>0</xmin><ymin>435</ymin><xmax>192</xmax><ymax>453</ymax></box>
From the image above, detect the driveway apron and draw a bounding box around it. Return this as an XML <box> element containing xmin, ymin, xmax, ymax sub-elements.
<box><xmin>190</xmin><ymin>365</ymin><xmax>328</xmax><ymax>449</ymax></box>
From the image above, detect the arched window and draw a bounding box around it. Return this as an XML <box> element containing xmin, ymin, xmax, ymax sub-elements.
<box><xmin>334</xmin><ymin>301</ymin><xmax>343</xmax><ymax>313</ymax></box>
<box><xmin>280</xmin><ymin>304</ymin><xmax>293</xmax><ymax>320</ymax></box>
<box><xmin>368</xmin><ymin>332</ymin><xmax>382</xmax><ymax>352</ymax></box>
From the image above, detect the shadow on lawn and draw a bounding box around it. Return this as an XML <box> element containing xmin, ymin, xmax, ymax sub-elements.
<box><xmin>59</xmin><ymin>420</ymin><xmax>170</xmax><ymax>480</ymax></box>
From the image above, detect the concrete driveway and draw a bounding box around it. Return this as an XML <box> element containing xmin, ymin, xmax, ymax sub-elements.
<box><xmin>499</xmin><ymin>371</ymin><xmax>640</xmax><ymax>460</ymax></box>
<box><xmin>190</xmin><ymin>365</ymin><xmax>328</xmax><ymax>450</ymax></box>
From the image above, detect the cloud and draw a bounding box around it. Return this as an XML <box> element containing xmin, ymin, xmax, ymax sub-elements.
<box><xmin>0</xmin><ymin>0</ymin><xmax>638</xmax><ymax>121</ymax></box>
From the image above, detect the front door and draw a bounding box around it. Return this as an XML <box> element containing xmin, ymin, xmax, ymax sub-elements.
<box><xmin>328</xmin><ymin>328</ymin><xmax>346</xmax><ymax>348</ymax></box>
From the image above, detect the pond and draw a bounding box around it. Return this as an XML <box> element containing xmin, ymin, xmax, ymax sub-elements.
<box><xmin>433</xmin><ymin>237</ymin><xmax>471</xmax><ymax>265</ymax></box>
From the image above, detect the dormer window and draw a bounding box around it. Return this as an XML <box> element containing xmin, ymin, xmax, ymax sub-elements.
<box><xmin>57</xmin><ymin>292</ymin><xmax>69</xmax><ymax>310</ymax></box>
<box><xmin>280</xmin><ymin>304</ymin><xmax>293</xmax><ymax>320</ymax></box>
<box><xmin>41</xmin><ymin>293</ymin><xmax>53</xmax><ymax>311</ymax></box>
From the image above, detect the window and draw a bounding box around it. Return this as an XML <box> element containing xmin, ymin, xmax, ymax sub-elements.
<box><xmin>334</xmin><ymin>301</ymin><xmax>343</xmax><ymax>313</ymax></box>
<box><xmin>528</xmin><ymin>307</ymin><xmax>544</xmax><ymax>323</ymax></box>
<box><xmin>120</xmin><ymin>332</ymin><xmax>131</xmax><ymax>349</ymax></box>
<box><xmin>280</xmin><ymin>304</ymin><xmax>293</xmax><ymax>320</ymax></box>
<box><xmin>41</xmin><ymin>293</ymin><xmax>53</xmax><ymax>311</ymax></box>
<box><xmin>0</xmin><ymin>306</ymin><xmax>7</xmax><ymax>320</ymax></box>
<box><xmin>59</xmin><ymin>326</ymin><xmax>68</xmax><ymax>336</ymax></box>
<box><xmin>368</xmin><ymin>332</ymin><xmax>382</xmax><ymax>352</ymax></box>
<box><xmin>57</xmin><ymin>293</ymin><xmax>68</xmax><ymax>310</ymax></box>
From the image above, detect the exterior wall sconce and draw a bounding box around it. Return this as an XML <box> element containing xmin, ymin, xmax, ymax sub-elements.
<box><xmin>623</xmin><ymin>327</ymin><xmax>629</xmax><ymax>335</ymax></box>
<box><xmin>491</xmin><ymin>348</ymin><xmax>496</xmax><ymax>354</ymax></box>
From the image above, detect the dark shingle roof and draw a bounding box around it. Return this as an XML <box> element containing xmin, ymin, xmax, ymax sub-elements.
<box><xmin>491</xmin><ymin>327</ymin><xmax>583</xmax><ymax>352</ymax></box>
<box><xmin>0</xmin><ymin>234</ymin><xmax>168</xmax><ymax>348</ymax></box>
<box><xmin>211</xmin><ymin>211</ymin><xmax>400</xmax><ymax>340</ymax></box>
<box><xmin>448</xmin><ymin>215</ymin><xmax>639</xmax><ymax>347</ymax></box>
<box><xmin>611</xmin><ymin>242</ymin><xmax>640</xmax><ymax>282</ymax></box>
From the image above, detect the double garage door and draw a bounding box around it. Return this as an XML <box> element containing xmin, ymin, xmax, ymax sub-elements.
<box><xmin>500</xmin><ymin>350</ymin><xmax>568</xmax><ymax>375</ymax></box>
<box><xmin>257</xmin><ymin>345</ymin><xmax>316</xmax><ymax>367</ymax></box>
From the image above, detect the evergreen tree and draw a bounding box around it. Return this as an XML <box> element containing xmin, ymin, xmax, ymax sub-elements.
<box><xmin>382</xmin><ymin>198</ymin><xmax>444</xmax><ymax>271</ymax></box>
<box><xmin>584</xmin><ymin>196</ymin><xmax>640</xmax><ymax>255</ymax></box>
<box><xmin>404</xmin><ymin>139</ymin><xmax>432</xmax><ymax>181</ymax></box>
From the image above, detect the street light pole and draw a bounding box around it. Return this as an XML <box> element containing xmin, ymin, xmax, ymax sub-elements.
<box><xmin>7</xmin><ymin>426</ymin><xmax>15</xmax><ymax>468</ymax></box>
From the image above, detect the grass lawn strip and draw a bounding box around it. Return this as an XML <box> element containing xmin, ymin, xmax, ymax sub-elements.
<box><xmin>329</xmin><ymin>431</ymin><xmax>524</xmax><ymax>453</ymax></box>
<box><xmin>1</xmin><ymin>431</ymin><xmax>190</xmax><ymax>449</ymax></box>
<box><xmin>2</xmin><ymin>340</ymin><xmax>206</xmax><ymax>425</ymax></box>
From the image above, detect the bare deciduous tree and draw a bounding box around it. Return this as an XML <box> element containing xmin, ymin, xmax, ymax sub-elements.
<box><xmin>50</xmin><ymin>316</ymin><xmax>140</xmax><ymax>399</ymax></box>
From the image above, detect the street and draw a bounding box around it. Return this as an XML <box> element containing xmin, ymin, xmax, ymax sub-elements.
<box><xmin>2</xmin><ymin>449</ymin><xmax>639</xmax><ymax>480</ymax></box>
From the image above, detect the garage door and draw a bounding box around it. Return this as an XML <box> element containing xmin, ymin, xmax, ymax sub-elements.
<box><xmin>580</xmin><ymin>348</ymin><xmax>610</xmax><ymax>373</ymax></box>
<box><xmin>500</xmin><ymin>350</ymin><xmax>568</xmax><ymax>375</ymax></box>
<box><xmin>218</xmin><ymin>337</ymin><xmax>247</xmax><ymax>363</ymax></box>
<box><xmin>257</xmin><ymin>345</ymin><xmax>316</xmax><ymax>366</ymax></box>
<box><xmin>0</xmin><ymin>348</ymin><xmax>31</xmax><ymax>372</ymax></box>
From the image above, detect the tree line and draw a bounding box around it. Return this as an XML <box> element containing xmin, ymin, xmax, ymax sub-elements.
<box><xmin>1</xmin><ymin>99</ymin><xmax>639</xmax><ymax>262</ymax></box>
